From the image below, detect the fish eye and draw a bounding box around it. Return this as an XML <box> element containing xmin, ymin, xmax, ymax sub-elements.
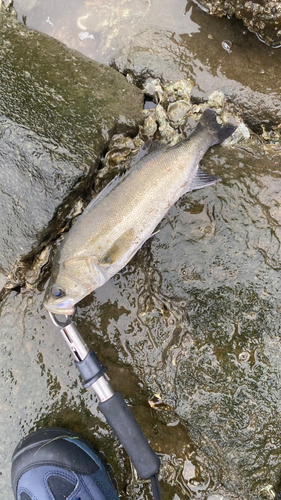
<box><xmin>51</xmin><ymin>285</ymin><xmax>66</xmax><ymax>299</ymax></box>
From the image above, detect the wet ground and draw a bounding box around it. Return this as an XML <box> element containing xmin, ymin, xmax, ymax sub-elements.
<box><xmin>2</xmin><ymin>0</ymin><xmax>281</xmax><ymax>499</ymax></box>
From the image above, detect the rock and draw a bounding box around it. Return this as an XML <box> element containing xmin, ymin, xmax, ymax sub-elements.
<box><xmin>197</xmin><ymin>0</ymin><xmax>281</xmax><ymax>47</ymax></box>
<box><xmin>75</xmin><ymin>138</ymin><xmax>281</xmax><ymax>500</ymax></box>
<box><xmin>0</xmin><ymin>10</ymin><xmax>143</xmax><ymax>283</ymax></box>
<box><xmin>112</xmin><ymin>3</ymin><xmax>281</xmax><ymax>130</ymax></box>
<box><xmin>2</xmin><ymin>3</ymin><xmax>281</xmax><ymax>499</ymax></box>
<box><xmin>9</xmin><ymin>0</ymin><xmax>281</xmax><ymax>130</ymax></box>
<box><xmin>0</xmin><ymin>290</ymin><xmax>121</xmax><ymax>499</ymax></box>
<box><xmin>0</xmin><ymin>287</ymin><xmax>196</xmax><ymax>500</ymax></box>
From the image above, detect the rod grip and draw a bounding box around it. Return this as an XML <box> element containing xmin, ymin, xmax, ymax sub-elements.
<box><xmin>99</xmin><ymin>391</ymin><xmax>160</xmax><ymax>479</ymax></box>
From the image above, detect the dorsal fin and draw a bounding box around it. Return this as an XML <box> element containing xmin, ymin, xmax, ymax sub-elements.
<box><xmin>132</xmin><ymin>139</ymin><xmax>167</xmax><ymax>165</ymax></box>
<box><xmin>146</xmin><ymin>139</ymin><xmax>167</xmax><ymax>154</ymax></box>
<box><xmin>83</xmin><ymin>175</ymin><xmax>121</xmax><ymax>215</ymax></box>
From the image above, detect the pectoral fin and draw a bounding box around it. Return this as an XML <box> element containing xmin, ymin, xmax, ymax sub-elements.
<box><xmin>100</xmin><ymin>228</ymin><xmax>135</xmax><ymax>265</ymax></box>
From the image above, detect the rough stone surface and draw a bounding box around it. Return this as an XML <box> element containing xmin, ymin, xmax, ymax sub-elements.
<box><xmin>197</xmin><ymin>0</ymin><xmax>281</xmax><ymax>47</ymax></box>
<box><xmin>0</xmin><ymin>10</ymin><xmax>143</xmax><ymax>282</ymax></box>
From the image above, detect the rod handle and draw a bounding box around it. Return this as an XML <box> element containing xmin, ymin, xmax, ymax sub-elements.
<box><xmin>99</xmin><ymin>391</ymin><xmax>160</xmax><ymax>479</ymax></box>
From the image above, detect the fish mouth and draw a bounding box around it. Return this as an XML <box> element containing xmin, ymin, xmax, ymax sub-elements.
<box><xmin>43</xmin><ymin>300</ymin><xmax>75</xmax><ymax>316</ymax></box>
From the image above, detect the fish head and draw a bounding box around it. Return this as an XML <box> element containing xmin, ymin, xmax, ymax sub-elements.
<box><xmin>43</xmin><ymin>252</ymin><xmax>104</xmax><ymax>315</ymax></box>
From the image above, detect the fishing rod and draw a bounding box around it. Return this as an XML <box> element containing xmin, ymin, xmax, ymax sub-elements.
<box><xmin>49</xmin><ymin>312</ymin><xmax>162</xmax><ymax>500</ymax></box>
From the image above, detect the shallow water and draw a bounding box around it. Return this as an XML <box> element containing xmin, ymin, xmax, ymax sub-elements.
<box><xmin>13</xmin><ymin>0</ymin><xmax>281</xmax><ymax>128</ymax></box>
<box><xmin>2</xmin><ymin>0</ymin><xmax>281</xmax><ymax>499</ymax></box>
<box><xmin>13</xmin><ymin>0</ymin><xmax>197</xmax><ymax>64</ymax></box>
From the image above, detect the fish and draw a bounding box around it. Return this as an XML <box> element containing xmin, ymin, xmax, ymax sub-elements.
<box><xmin>43</xmin><ymin>108</ymin><xmax>236</xmax><ymax>315</ymax></box>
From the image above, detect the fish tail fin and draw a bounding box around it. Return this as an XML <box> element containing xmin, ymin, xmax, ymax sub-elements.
<box><xmin>199</xmin><ymin>108</ymin><xmax>237</xmax><ymax>145</ymax></box>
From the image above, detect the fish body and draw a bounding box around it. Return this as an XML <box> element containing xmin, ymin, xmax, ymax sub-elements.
<box><xmin>44</xmin><ymin>109</ymin><xmax>236</xmax><ymax>315</ymax></box>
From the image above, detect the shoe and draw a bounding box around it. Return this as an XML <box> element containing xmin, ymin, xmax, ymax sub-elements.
<box><xmin>11</xmin><ymin>427</ymin><xmax>119</xmax><ymax>500</ymax></box>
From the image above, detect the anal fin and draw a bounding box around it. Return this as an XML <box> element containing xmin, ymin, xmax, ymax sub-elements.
<box><xmin>189</xmin><ymin>168</ymin><xmax>220</xmax><ymax>192</ymax></box>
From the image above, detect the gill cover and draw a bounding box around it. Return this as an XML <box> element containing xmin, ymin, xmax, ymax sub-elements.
<box><xmin>63</xmin><ymin>255</ymin><xmax>101</xmax><ymax>285</ymax></box>
<box><xmin>44</xmin><ymin>256</ymin><xmax>104</xmax><ymax>314</ymax></box>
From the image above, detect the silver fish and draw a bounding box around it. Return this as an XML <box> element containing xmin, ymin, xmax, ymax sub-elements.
<box><xmin>44</xmin><ymin>108</ymin><xmax>236</xmax><ymax>315</ymax></box>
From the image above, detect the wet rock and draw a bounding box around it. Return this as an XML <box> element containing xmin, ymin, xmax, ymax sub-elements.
<box><xmin>0</xmin><ymin>287</ymin><xmax>199</xmax><ymax>500</ymax></box>
<box><xmin>75</xmin><ymin>136</ymin><xmax>281</xmax><ymax>500</ymax></box>
<box><xmin>112</xmin><ymin>3</ymin><xmax>281</xmax><ymax>130</ymax></box>
<box><xmin>11</xmin><ymin>0</ymin><xmax>281</xmax><ymax>129</ymax></box>
<box><xmin>197</xmin><ymin>0</ymin><xmax>281</xmax><ymax>47</ymax></box>
<box><xmin>0</xmin><ymin>290</ymin><xmax>125</xmax><ymax>499</ymax></box>
<box><xmin>0</xmin><ymin>10</ymin><xmax>143</xmax><ymax>284</ymax></box>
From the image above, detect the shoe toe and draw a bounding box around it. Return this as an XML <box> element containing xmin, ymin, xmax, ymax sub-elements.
<box><xmin>12</xmin><ymin>428</ymin><xmax>119</xmax><ymax>500</ymax></box>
